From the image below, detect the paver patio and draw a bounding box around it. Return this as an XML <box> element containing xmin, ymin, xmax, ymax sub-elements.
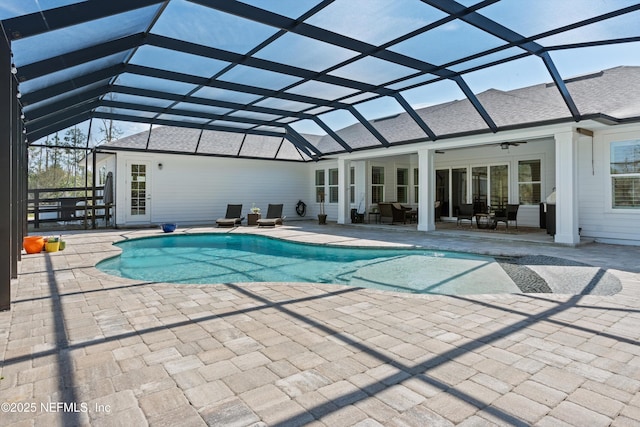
<box><xmin>1</xmin><ymin>222</ymin><xmax>639</xmax><ymax>426</ymax></box>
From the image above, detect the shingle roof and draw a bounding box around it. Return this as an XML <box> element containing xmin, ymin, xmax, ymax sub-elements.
<box><xmin>101</xmin><ymin>66</ymin><xmax>640</xmax><ymax>160</ymax></box>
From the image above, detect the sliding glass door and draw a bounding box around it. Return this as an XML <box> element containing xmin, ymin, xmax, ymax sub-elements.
<box><xmin>452</xmin><ymin>168</ymin><xmax>467</xmax><ymax>217</ymax></box>
<box><xmin>490</xmin><ymin>165</ymin><xmax>509</xmax><ymax>209</ymax></box>
<box><xmin>472</xmin><ymin>166</ymin><xmax>488</xmax><ymax>213</ymax></box>
<box><xmin>436</xmin><ymin>169</ymin><xmax>449</xmax><ymax>217</ymax></box>
<box><xmin>438</xmin><ymin>165</ymin><xmax>508</xmax><ymax>217</ymax></box>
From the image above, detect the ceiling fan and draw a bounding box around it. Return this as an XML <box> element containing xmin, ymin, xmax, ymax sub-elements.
<box><xmin>497</xmin><ymin>141</ymin><xmax>527</xmax><ymax>150</ymax></box>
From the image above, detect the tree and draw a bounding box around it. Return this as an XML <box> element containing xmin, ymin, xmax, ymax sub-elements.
<box><xmin>62</xmin><ymin>126</ymin><xmax>87</xmax><ymax>187</ymax></box>
<box><xmin>97</xmin><ymin>94</ymin><xmax>124</xmax><ymax>144</ymax></box>
<box><xmin>28</xmin><ymin>127</ymin><xmax>89</xmax><ymax>192</ymax></box>
<box><xmin>98</xmin><ymin>117</ymin><xmax>124</xmax><ymax>144</ymax></box>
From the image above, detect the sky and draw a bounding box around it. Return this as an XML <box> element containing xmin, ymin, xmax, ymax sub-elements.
<box><xmin>3</xmin><ymin>0</ymin><xmax>639</xmax><ymax>143</ymax></box>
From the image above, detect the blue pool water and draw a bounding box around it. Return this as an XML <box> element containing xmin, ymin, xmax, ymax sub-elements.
<box><xmin>97</xmin><ymin>234</ymin><xmax>520</xmax><ymax>294</ymax></box>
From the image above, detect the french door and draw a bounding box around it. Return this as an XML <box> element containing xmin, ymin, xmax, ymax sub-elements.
<box><xmin>126</xmin><ymin>161</ymin><xmax>151</xmax><ymax>223</ymax></box>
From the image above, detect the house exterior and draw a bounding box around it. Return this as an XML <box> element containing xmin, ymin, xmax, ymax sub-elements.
<box><xmin>97</xmin><ymin>67</ymin><xmax>640</xmax><ymax>246</ymax></box>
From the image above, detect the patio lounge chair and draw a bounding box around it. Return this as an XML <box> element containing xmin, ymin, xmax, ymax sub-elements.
<box><xmin>495</xmin><ymin>204</ymin><xmax>519</xmax><ymax>230</ymax></box>
<box><xmin>456</xmin><ymin>203</ymin><xmax>474</xmax><ymax>227</ymax></box>
<box><xmin>257</xmin><ymin>204</ymin><xmax>285</xmax><ymax>227</ymax></box>
<box><xmin>216</xmin><ymin>204</ymin><xmax>244</xmax><ymax>227</ymax></box>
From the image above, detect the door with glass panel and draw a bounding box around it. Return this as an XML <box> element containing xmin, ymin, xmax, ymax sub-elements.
<box><xmin>451</xmin><ymin>168</ymin><xmax>467</xmax><ymax>217</ymax></box>
<box><xmin>490</xmin><ymin>165</ymin><xmax>509</xmax><ymax>209</ymax></box>
<box><xmin>126</xmin><ymin>161</ymin><xmax>151</xmax><ymax>223</ymax></box>
<box><xmin>436</xmin><ymin>169</ymin><xmax>450</xmax><ymax>217</ymax></box>
<box><xmin>472</xmin><ymin>165</ymin><xmax>509</xmax><ymax>213</ymax></box>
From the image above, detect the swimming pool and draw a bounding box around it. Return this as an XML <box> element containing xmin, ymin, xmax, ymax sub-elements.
<box><xmin>97</xmin><ymin>233</ymin><xmax>521</xmax><ymax>295</ymax></box>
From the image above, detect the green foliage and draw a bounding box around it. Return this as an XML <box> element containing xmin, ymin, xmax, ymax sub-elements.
<box><xmin>29</xmin><ymin>127</ymin><xmax>92</xmax><ymax>190</ymax></box>
<box><xmin>28</xmin><ymin>119</ymin><xmax>123</xmax><ymax>192</ymax></box>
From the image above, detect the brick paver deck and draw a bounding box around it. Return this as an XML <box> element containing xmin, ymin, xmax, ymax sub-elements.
<box><xmin>1</xmin><ymin>223</ymin><xmax>639</xmax><ymax>426</ymax></box>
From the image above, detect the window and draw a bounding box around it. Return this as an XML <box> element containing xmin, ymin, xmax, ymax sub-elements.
<box><xmin>328</xmin><ymin>168</ymin><xmax>338</xmax><ymax>203</ymax></box>
<box><xmin>99</xmin><ymin>165</ymin><xmax>107</xmax><ymax>185</ymax></box>
<box><xmin>518</xmin><ymin>160</ymin><xmax>541</xmax><ymax>205</ymax></box>
<box><xmin>371</xmin><ymin>166</ymin><xmax>384</xmax><ymax>203</ymax></box>
<box><xmin>349</xmin><ymin>167</ymin><xmax>355</xmax><ymax>204</ymax></box>
<box><xmin>396</xmin><ymin>168</ymin><xmax>408</xmax><ymax>203</ymax></box>
<box><xmin>611</xmin><ymin>140</ymin><xmax>640</xmax><ymax>209</ymax></box>
<box><xmin>413</xmin><ymin>168</ymin><xmax>419</xmax><ymax>203</ymax></box>
<box><xmin>315</xmin><ymin>169</ymin><xmax>325</xmax><ymax>203</ymax></box>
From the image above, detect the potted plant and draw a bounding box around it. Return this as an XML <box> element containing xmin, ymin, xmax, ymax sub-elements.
<box><xmin>45</xmin><ymin>236</ymin><xmax>60</xmax><ymax>252</ymax></box>
<box><xmin>23</xmin><ymin>235</ymin><xmax>45</xmax><ymax>254</ymax></box>
<box><xmin>161</xmin><ymin>223</ymin><xmax>177</xmax><ymax>233</ymax></box>
<box><xmin>251</xmin><ymin>203</ymin><xmax>261</xmax><ymax>214</ymax></box>
<box><xmin>317</xmin><ymin>191</ymin><xmax>327</xmax><ymax>225</ymax></box>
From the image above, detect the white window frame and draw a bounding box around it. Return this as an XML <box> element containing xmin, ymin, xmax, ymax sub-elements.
<box><xmin>371</xmin><ymin>165</ymin><xmax>385</xmax><ymax>204</ymax></box>
<box><xmin>396</xmin><ymin>167</ymin><xmax>409</xmax><ymax>204</ymax></box>
<box><xmin>349</xmin><ymin>166</ymin><xmax>355</xmax><ymax>204</ymax></box>
<box><xmin>609</xmin><ymin>139</ymin><xmax>640</xmax><ymax>210</ymax></box>
<box><xmin>315</xmin><ymin>169</ymin><xmax>325</xmax><ymax>203</ymax></box>
<box><xmin>328</xmin><ymin>168</ymin><xmax>339</xmax><ymax>203</ymax></box>
<box><xmin>413</xmin><ymin>168</ymin><xmax>419</xmax><ymax>204</ymax></box>
<box><xmin>517</xmin><ymin>159</ymin><xmax>542</xmax><ymax>206</ymax></box>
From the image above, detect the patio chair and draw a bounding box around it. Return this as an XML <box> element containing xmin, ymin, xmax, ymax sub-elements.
<box><xmin>495</xmin><ymin>204</ymin><xmax>519</xmax><ymax>230</ymax></box>
<box><xmin>59</xmin><ymin>197</ymin><xmax>80</xmax><ymax>222</ymax></box>
<box><xmin>257</xmin><ymin>204</ymin><xmax>285</xmax><ymax>227</ymax></box>
<box><xmin>377</xmin><ymin>203</ymin><xmax>393</xmax><ymax>224</ymax></box>
<box><xmin>216</xmin><ymin>204</ymin><xmax>244</xmax><ymax>227</ymax></box>
<box><xmin>435</xmin><ymin>201</ymin><xmax>442</xmax><ymax>222</ymax></box>
<box><xmin>391</xmin><ymin>203</ymin><xmax>412</xmax><ymax>224</ymax></box>
<box><xmin>456</xmin><ymin>203</ymin><xmax>474</xmax><ymax>227</ymax></box>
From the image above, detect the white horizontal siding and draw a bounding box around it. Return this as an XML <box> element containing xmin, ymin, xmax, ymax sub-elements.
<box><xmin>112</xmin><ymin>153</ymin><xmax>308</xmax><ymax>226</ymax></box>
<box><xmin>578</xmin><ymin>126</ymin><xmax>640</xmax><ymax>244</ymax></box>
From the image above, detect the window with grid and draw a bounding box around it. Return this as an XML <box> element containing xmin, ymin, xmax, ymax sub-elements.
<box><xmin>328</xmin><ymin>168</ymin><xmax>338</xmax><ymax>203</ymax></box>
<box><xmin>315</xmin><ymin>169</ymin><xmax>325</xmax><ymax>203</ymax></box>
<box><xmin>397</xmin><ymin>168</ymin><xmax>408</xmax><ymax>203</ymax></box>
<box><xmin>413</xmin><ymin>168</ymin><xmax>419</xmax><ymax>203</ymax></box>
<box><xmin>611</xmin><ymin>140</ymin><xmax>640</xmax><ymax>209</ymax></box>
<box><xmin>349</xmin><ymin>167</ymin><xmax>355</xmax><ymax>204</ymax></box>
<box><xmin>371</xmin><ymin>166</ymin><xmax>384</xmax><ymax>203</ymax></box>
<box><xmin>518</xmin><ymin>160</ymin><xmax>541</xmax><ymax>205</ymax></box>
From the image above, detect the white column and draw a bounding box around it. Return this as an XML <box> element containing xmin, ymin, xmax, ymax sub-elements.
<box><xmin>417</xmin><ymin>148</ymin><xmax>436</xmax><ymax>231</ymax></box>
<box><xmin>337</xmin><ymin>158</ymin><xmax>349</xmax><ymax>224</ymax></box>
<box><xmin>554</xmin><ymin>130</ymin><xmax>580</xmax><ymax>245</ymax></box>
